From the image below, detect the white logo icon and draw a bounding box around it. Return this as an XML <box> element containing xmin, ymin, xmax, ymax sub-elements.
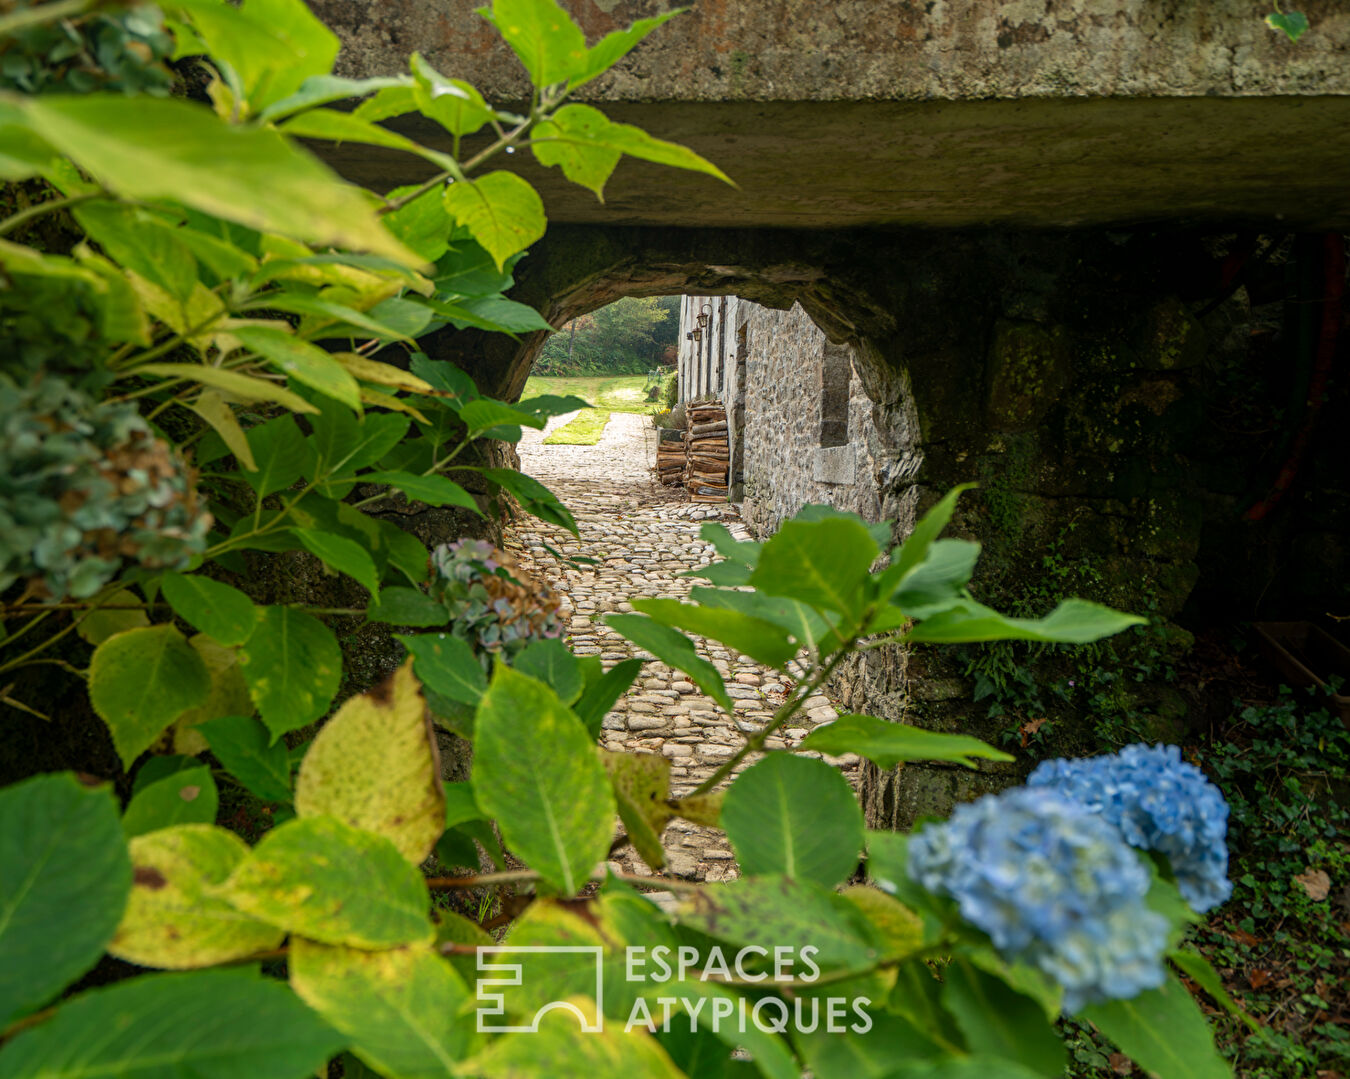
<box><xmin>475</xmin><ymin>946</ymin><xmax>606</xmax><ymax>1033</ymax></box>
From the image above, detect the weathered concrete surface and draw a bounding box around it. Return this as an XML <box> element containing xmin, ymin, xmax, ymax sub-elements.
<box><xmin>314</xmin><ymin>0</ymin><xmax>1348</xmax><ymax>102</ymax></box>
<box><xmin>308</xmin><ymin>0</ymin><xmax>1350</xmax><ymax>230</ymax></box>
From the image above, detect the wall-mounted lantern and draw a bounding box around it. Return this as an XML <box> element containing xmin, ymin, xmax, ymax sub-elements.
<box><xmin>696</xmin><ymin>303</ymin><xmax>713</xmax><ymax>330</ymax></box>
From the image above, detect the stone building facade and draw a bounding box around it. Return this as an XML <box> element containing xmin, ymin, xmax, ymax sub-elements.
<box><xmin>677</xmin><ymin>297</ymin><xmax>883</xmax><ymax>531</ymax></box>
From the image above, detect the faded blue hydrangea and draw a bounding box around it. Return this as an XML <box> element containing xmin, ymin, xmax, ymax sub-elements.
<box><xmin>1029</xmin><ymin>743</ymin><xmax>1231</xmax><ymax>913</ymax></box>
<box><xmin>908</xmin><ymin>786</ymin><xmax>1169</xmax><ymax>1011</ymax></box>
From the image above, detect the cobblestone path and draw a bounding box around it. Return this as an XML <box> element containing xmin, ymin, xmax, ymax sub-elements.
<box><xmin>508</xmin><ymin>412</ymin><xmax>854</xmax><ymax>883</ymax></box>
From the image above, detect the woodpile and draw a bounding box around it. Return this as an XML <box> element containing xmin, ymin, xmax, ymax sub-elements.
<box><xmin>656</xmin><ymin>428</ymin><xmax>685</xmax><ymax>487</ymax></box>
<box><xmin>685</xmin><ymin>402</ymin><xmax>729</xmax><ymax>503</ymax></box>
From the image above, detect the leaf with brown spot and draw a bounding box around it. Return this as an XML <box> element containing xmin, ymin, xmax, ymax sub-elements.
<box><xmin>110</xmin><ymin>824</ymin><xmax>283</xmax><ymax>969</ymax></box>
<box><xmin>600</xmin><ymin>750</ymin><xmax>672</xmax><ymax>871</ymax></box>
<box><xmin>295</xmin><ymin>660</ymin><xmax>445</xmax><ymax>864</ymax></box>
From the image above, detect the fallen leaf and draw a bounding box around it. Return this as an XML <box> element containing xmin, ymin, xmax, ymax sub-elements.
<box><xmin>1295</xmin><ymin>868</ymin><xmax>1332</xmax><ymax>901</ymax></box>
<box><xmin>1109</xmin><ymin>1052</ymin><xmax>1134</xmax><ymax>1075</ymax></box>
<box><xmin>1019</xmin><ymin>717</ymin><xmax>1047</xmax><ymax>747</ymax></box>
<box><xmin>1248</xmin><ymin>968</ymin><xmax>1272</xmax><ymax>989</ymax></box>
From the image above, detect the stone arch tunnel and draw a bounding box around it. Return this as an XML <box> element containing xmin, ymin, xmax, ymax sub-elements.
<box><xmin>305</xmin><ymin>0</ymin><xmax>1350</xmax><ymax>823</ymax></box>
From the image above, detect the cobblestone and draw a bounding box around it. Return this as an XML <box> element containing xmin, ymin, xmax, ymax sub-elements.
<box><xmin>508</xmin><ymin>411</ymin><xmax>850</xmax><ymax>883</ymax></box>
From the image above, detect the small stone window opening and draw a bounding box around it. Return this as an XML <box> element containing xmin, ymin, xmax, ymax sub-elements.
<box><xmin>818</xmin><ymin>342</ymin><xmax>852</xmax><ymax>448</ymax></box>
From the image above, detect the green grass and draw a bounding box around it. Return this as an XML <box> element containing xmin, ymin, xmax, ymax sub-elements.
<box><xmin>523</xmin><ymin>373</ymin><xmax>667</xmax><ymax>415</ymax></box>
<box><xmin>543</xmin><ymin>408</ymin><xmax>611</xmax><ymax>445</ymax></box>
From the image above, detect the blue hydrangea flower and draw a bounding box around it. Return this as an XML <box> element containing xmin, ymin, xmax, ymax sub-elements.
<box><xmin>1029</xmin><ymin>743</ymin><xmax>1232</xmax><ymax>912</ymax></box>
<box><xmin>908</xmin><ymin>786</ymin><xmax>1169</xmax><ymax>1011</ymax></box>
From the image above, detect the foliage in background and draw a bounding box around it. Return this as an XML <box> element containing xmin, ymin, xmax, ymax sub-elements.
<box><xmin>534</xmin><ymin>295</ymin><xmax>679</xmax><ymax>375</ymax></box>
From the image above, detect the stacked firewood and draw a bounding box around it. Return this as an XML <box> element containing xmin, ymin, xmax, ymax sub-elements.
<box><xmin>655</xmin><ymin>428</ymin><xmax>685</xmax><ymax>486</ymax></box>
<box><xmin>685</xmin><ymin>402</ymin><xmax>729</xmax><ymax>503</ymax></box>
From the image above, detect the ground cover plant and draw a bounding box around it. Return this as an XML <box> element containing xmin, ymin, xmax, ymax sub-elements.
<box><xmin>0</xmin><ymin>1</ymin><xmax>1258</xmax><ymax>1077</ymax></box>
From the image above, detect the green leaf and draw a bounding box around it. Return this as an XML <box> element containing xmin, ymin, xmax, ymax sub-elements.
<box><xmin>632</xmin><ymin>597</ymin><xmax>798</xmax><ymax>669</ymax></box>
<box><xmin>372</xmin><ymin>517</ymin><xmax>432</xmax><ymax>586</ymax></box>
<box><xmin>433</xmin><ymin>242</ymin><xmax>517</xmax><ymax>298</ymax></box>
<box><xmin>398</xmin><ymin>632</ymin><xmax>486</xmax><ymax>705</ymax></box>
<box><xmin>472</xmin><ymin>665</ymin><xmax>615</xmax><ymax>895</ymax></box>
<box><xmin>257</xmin><ymin>73</ymin><xmax>412</xmax><ymax>123</ymax></box>
<box><xmin>700</xmin><ymin>521</ymin><xmax>761</xmax><ymax>568</ymax></box>
<box><xmin>721</xmin><ymin>754</ymin><xmax>863</xmax><ymax>887</ymax></box>
<box><xmin>281</xmin><ymin>108</ymin><xmax>457</xmax><ymax>173</ymax></box>
<box><xmin>73</xmin><ymin>202</ymin><xmax>198</xmax><ymax>302</ymax></box>
<box><xmin>940</xmin><ymin>958</ymin><xmax>1066</xmax><ymax>1077</ymax></box>
<box><xmin>383</xmin><ymin>185</ymin><xmax>454</xmax><ymax>263</ymax></box>
<box><xmin>690</xmin><ymin>587</ymin><xmax>836</xmax><ymax>657</ymax></box>
<box><xmin>171</xmin><ymin>0</ymin><xmax>340</xmax><ymax>110</ymax></box>
<box><xmin>641</xmin><ymin>981</ymin><xmax>797</xmax><ymax>1079</ymax></box>
<box><xmin>532</xmin><ymin>103</ymin><xmax>732</xmax><ymax>197</ymax></box>
<box><xmin>879</xmin><ymin>483</ymin><xmax>977</xmax><ymax>591</ymax></box>
<box><xmin>238</xmin><ymin>607</ymin><xmax>343</xmax><ymax>739</ymax></box>
<box><xmin>410</xmin><ymin>53</ymin><xmax>493</xmax><ymax>137</ymax></box>
<box><xmin>458</xmin><ymin>398</ymin><xmax>548</xmax><ymax>436</ymax></box>
<box><xmin>0</xmin><ymin>774</ymin><xmax>131</xmax><ymax>1027</ymax></box>
<box><xmin>573</xmin><ymin>657</ymin><xmax>644</xmax><ymax>739</ymax></box>
<box><xmin>222</xmin><ymin>816</ymin><xmax>434</xmax><ymax>947</ymax></box>
<box><xmin>1080</xmin><ymin>972</ymin><xmax>1232</xmax><ymax>1079</ymax></box>
<box><xmin>201</xmin><ymin>715</ymin><xmax>294</xmax><ymax>802</ymax></box>
<box><xmin>0</xmin><ymin>969</ymin><xmax>343</xmax><ymax>1079</ymax></box>
<box><xmin>680</xmin><ymin>876</ymin><xmax>883</xmax><ymax>973</ymax></box>
<box><xmin>751</xmin><ymin>517</ymin><xmax>879</xmax><ymax>625</ymax></box>
<box><xmin>295</xmin><ymin>662</ymin><xmax>446</xmax><ymax>864</ymax></box>
<box><xmin>1168</xmin><ymin>948</ymin><xmax>1260</xmax><ymax>1031</ymax></box>
<box><xmin>361</xmin><ymin>471</ymin><xmax>482</xmax><ymax>514</ymax></box>
<box><xmin>234</xmin><ymin>326</ymin><xmax>362</xmax><ymax>410</ymax></box>
<box><xmin>242</xmin><ymin>415</ymin><xmax>310</xmax><ymax>497</ymax></box>
<box><xmin>90</xmin><ymin>625</ymin><xmax>212</xmax><ymax>767</ymax></box>
<box><xmin>109</xmin><ymin>825</ymin><xmax>283</xmax><ymax>969</ymax></box>
<box><xmin>161</xmin><ymin>573</ymin><xmax>258</xmax><ymax>646</ymax></box>
<box><xmin>864</xmin><ymin>831</ymin><xmax>951</xmax><ymax>928</ymax></box>
<box><xmin>19</xmin><ymin>96</ymin><xmax>412</xmax><ymax>260</ymax></box>
<box><xmin>800</xmin><ymin>713</ymin><xmax>1013</xmax><ymax>770</ymax></box>
<box><xmin>567</xmin><ymin>10</ymin><xmax>684</xmax><ymax>91</ymax></box>
<box><xmin>432</xmin><ymin>294</ymin><xmax>554</xmax><ymax>334</ymax></box>
<box><xmin>367</xmin><ymin>587</ymin><xmax>449</xmax><ymax>628</ymax></box>
<box><xmin>888</xmin><ymin>539</ymin><xmax>981</xmax><ymax>619</ymax></box>
<box><xmin>260</xmin><ymin>293</ymin><xmax>418</xmax><ymax>344</ymax></box>
<box><xmin>75</xmin><ymin>587</ymin><xmax>149</xmax><ymax>646</ymax></box>
<box><xmin>443</xmin><ymin>170</ymin><xmax>546</xmax><ymax>271</ymax></box>
<box><xmin>482</xmin><ymin>468</ymin><xmax>578</xmax><ymax>534</ymax></box>
<box><xmin>1265</xmin><ymin>10</ymin><xmax>1309</xmax><ymax>42</ymax></box>
<box><xmin>305</xmin><ymin>402</ymin><xmax>410</xmax><ymax>494</ymax></box>
<box><xmin>793</xmin><ymin>1008</ymin><xmax>948</xmax><ymax>1078</ymax></box>
<box><xmin>906</xmin><ymin>597</ymin><xmax>1146</xmax><ymax>645</ymax></box>
<box><xmin>353</xmin><ymin>84</ymin><xmax>419</xmax><ymax>122</ymax></box>
<box><xmin>482</xmin><ymin>0</ymin><xmax>587</xmax><ymax>87</ymax></box>
<box><xmin>122</xmin><ymin>765</ymin><xmax>219</xmax><ymax>838</ymax></box>
<box><xmin>512</xmin><ymin>638</ymin><xmax>583</xmax><ymax>703</ymax></box>
<box><xmin>188</xmin><ymin>390</ymin><xmax>256</xmax><ymax>472</ymax></box>
<box><xmin>290</xmin><ymin>527</ymin><xmax>381</xmax><ymax>598</ymax></box>
<box><xmin>290</xmin><ymin>939</ymin><xmax>476</xmax><ymax>1076</ymax></box>
<box><xmin>605</xmin><ymin>614</ymin><xmax>733</xmax><ymax>713</ymax></box>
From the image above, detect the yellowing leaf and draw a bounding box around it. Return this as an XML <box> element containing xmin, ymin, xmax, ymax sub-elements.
<box><xmin>76</xmin><ymin>589</ymin><xmax>149</xmax><ymax>646</ymax></box>
<box><xmin>600</xmin><ymin>750</ymin><xmax>672</xmax><ymax>871</ymax></box>
<box><xmin>289</xmin><ymin>938</ymin><xmax>476</xmax><ymax>1075</ymax></box>
<box><xmin>295</xmin><ymin>660</ymin><xmax>445</xmax><ymax>865</ymax></box>
<box><xmin>443</xmin><ymin>171</ymin><xmax>545</xmax><ymax>271</ymax></box>
<box><xmin>140</xmin><ymin>363</ymin><xmax>319</xmax><ymax>414</ymax></box>
<box><xmin>188</xmin><ymin>390</ymin><xmax>257</xmax><ymax>471</ymax></box>
<box><xmin>840</xmin><ymin>885</ymin><xmax>924</xmax><ymax>962</ymax></box>
<box><xmin>109</xmin><ymin>824</ymin><xmax>283</xmax><ymax>969</ymax></box>
<box><xmin>171</xmin><ymin>634</ymin><xmax>252</xmax><ymax>755</ymax></box>
<box><xmin>669</xmin><ymin>791</ymin><xmax>722</xmax><ymax>828</ymax></box>
<box><xmin>333</xmin><ymin>352</ymin><xmax>435</xmax><ymax>394</ymax></box>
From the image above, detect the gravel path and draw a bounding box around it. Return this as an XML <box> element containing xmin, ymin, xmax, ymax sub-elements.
<box><xmin>510</xmin><ymin>412</ymin><xmax>853</xmax><ymax>883</ymax></box>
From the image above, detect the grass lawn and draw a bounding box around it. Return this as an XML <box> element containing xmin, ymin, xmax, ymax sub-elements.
<box><xmin>543</xmin><ymin>408</ymin><xmax>611</xmax><ymax>445</ymax></box>
<box><xmin>524</xmin><ymin>373</ymin><xmax>666</xmax><ymax>415</ymax></box>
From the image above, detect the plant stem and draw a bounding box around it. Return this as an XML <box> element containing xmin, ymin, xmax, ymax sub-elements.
<box><xmin>0</xmin><ymin>0</ymin><xmax>95</xmax><ymax>37</ymax></box>
<box><xmin>0</xmin><ymin>192</ymin><xmax>104</xmax><ymax>238</ymax></box>
<box><xmin>686</xmin><ymin>645</ymin><xmax>852</xmax><ymax>797</ymax></box>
